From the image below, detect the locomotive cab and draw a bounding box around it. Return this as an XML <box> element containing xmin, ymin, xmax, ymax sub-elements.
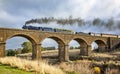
<box><xmin>22</xmin><ymin>25</ymin><xmax>28</xmax><ymax>29</ymax></box>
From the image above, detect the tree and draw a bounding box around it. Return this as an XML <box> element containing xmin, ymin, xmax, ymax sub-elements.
<box><xmin>75</xmin><ymin>46</ymin><xmax>80</xmax><ymax>49</ymax></box>
<box><xmin>70</xmin><ymin>46</ymin><xmax>74</xmax><ymax>49</ymax></box>
<box><xmin>77</xmin><ymin>46</ymin><xmax>80</xmax><ymax>49</ymax></box>
<box><xmin>6</xmin><ymin>49</ymin><xmax>16</xmax><ymax>56</ymax></box>
<box><xmin>22</xmin><ymin>42</ymin><xmax>32</xmax><ymax>53</ymax></box>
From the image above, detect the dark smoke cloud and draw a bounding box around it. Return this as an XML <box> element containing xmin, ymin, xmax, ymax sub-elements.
<box><xmin>25</xmin><ymin>17</ymin><xmax>120</xmax><ymax>30</ymax></box>
<box><xmin>25</xmin><ymin>16</ymin><xmax>84</xmax><ymax>26</ymax></box>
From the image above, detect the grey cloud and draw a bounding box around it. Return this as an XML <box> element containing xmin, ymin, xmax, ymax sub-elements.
<box><xmin>1</xmin><ymin>0</ymin><xmax>64</xmax><ymax>17</ymax></box>
<box><xmin>0</xmin><ymin>0</ymin><xmax>66</xmax><ymax>29</ymax></box>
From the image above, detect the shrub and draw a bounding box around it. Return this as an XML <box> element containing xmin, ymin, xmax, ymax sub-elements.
<box><xmin>93</xmin><ymin>66</ymin><xmax>101</xmax><ymax>74</ymax></box>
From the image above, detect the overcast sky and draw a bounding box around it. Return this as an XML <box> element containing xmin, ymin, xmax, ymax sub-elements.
<box><xmin>0</xmin><ymin>0</ymin><xmax>120</xmax><ymax>49</ymax></box>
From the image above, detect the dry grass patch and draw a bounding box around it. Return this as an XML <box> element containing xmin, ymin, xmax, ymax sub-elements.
<box><xmin>90</xmin><ymin>52</ymin><xmax>117</xmax><ymax>58</ymax></box>
<box><xmin>0</xmin><ymin>57</ymin><xmax>65</xmax><ymax>74</ymax></box>
<box><xmin>60</xmin><ymin>60</ymin><xmax>93</xmax><ymax>74</ymax></box>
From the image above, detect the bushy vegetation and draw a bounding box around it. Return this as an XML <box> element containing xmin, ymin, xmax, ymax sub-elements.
<box><xmin>6</xmin><ymin>49</ymin><xmax>16</xmax><ymax>56</ymax></box>
<box><xmin>93</xmin><ymin>66</ymin><xmax>101</xmax><ymax>74</ymax></box>
<box><xmin>69</xmin><ymin>46</ymin><xmax>80</xmax><ymax>49</ymax></box>
<box><xmin>22</xmin><ymin>42</ymin><xmax>32</xmax><ymax>53</ymax></box>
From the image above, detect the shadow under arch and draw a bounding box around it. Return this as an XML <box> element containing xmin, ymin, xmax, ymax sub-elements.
<box><xmin>40</xmin><ymin>36</ymin><xmax>66</xmax><ymax>62</ymax></box>
<box><xmin>94</xmin><ymin>40</ymin><xmax>107</xmax><ymax>52</ymax></box>
<box><xmin>69</xmin><ymin>38</ymin><xmax>88</xmax><ymax>56</ymax></box>
<box><xmin>6</xmin><ymin>34</ymin><xmax>37</xmax><ymax>60</ymax></box>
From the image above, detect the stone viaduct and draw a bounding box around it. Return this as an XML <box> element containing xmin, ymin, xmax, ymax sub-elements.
<box><xmin>0</xmin><ymin>27</ymin><xmax>120</xmax><ymax>61</ymax></box>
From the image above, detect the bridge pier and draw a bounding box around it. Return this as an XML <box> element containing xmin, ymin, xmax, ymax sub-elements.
<box><xmin>59</xmin><ymin>44</ymin><xmax>69</xmax><ymax>62</ymax></box>
<box><xmin>87</xmin><ymin>45</ymin><xmax>92</xmax><ymax>56</ymax></box>
<box><xmin>64</xmin><ymin>45</ymin><xmax>69</xmax><ymax>61</ymax></box>
<box><xmin>58</xmin><ymin>44</ymin><xmax>64</xmax><ymax>62</ymax></box>
<box><xmin>32</xmin><ymin>43</ymin><xmax>41</xmax><ymax>60</ymax></box>
<box><xmin>80</xmin><ymin>45</ymin><xmax>91</xmax><ymax>56</ymax></box>
<box><xmin>80</xmin><ymin>46</ymin><xmax>87</xmax><ymax>56</ymax></box>
<box><xmin>98</xmin><ymin>46</ymin><xmax>107</xmax><ymax>52</ymax></box>
<box><xmin>0</xmin><ymin>42</ymin><xmax>5</xmax><ymax>57</ymax></box>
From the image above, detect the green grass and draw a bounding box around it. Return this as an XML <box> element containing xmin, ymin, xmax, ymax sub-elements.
<box><xmin>66</xmin><ymin>71</ymin><xmax>80</xmax><ymax>74</ymax></box>
<box><xmin>0</xmin><ymin>64</ymin><xmax>34</xmax><ymax>74</ymax></box>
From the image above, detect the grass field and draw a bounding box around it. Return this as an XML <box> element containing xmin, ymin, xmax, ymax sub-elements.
<box><xmin>0</xmin><ymin>64</ymin><xmax>33</xmax><ymax>74</ymax></box>
<box><xmin>1</xmin><ymin>50</ymin><xmax>120</xmax><ymax>74</ymax></box>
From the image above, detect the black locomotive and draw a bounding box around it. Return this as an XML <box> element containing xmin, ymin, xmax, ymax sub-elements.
<box><xmin>22</xmin><ymin>25</ymin><xmax>74</xmax><ymax>34</ymax></box>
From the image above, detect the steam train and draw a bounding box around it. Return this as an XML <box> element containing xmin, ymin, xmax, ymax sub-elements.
<box><xmin>22</xmin><ymin>25</ymin><xmax>120</xmax><ymax>38</ymax></box>
<box><xmin>22</xmin><ymin>25</ymin><xmax>74</xmax><ymax>34</ymax></box>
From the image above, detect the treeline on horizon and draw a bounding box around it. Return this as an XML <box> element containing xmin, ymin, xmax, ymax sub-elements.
<box><xmin>25</xmin><ymin>16</ymin><xmax>120</xmax><ymax>30</ymax></box>
<box><xmin>6</xmin><ymin>42</ymin><xmax>32</xmax><ymax>56</ymax></box>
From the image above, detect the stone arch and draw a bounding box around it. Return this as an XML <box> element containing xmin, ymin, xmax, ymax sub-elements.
<box><xmin>48</xmin><ymin>36</ymin><xmax>65</xmax><ymax>45</ymax></box>
<box><xmin>94</xmin><ymin>40</ymin><xmax>107</xmax><ymax>52</ymax></box>
<box><xmin>73</xmin><ymin>38</ymin><xmax>88</xmax><ymax>46</ymax></box>
<box><xmin>40</xmin><ymin>35</ymin><xmax>65</xmax><ymax>44</ymax></box>
<box><xmin>5</xmin><ymin>33</ymin><xmax>38</xmax><ymax>59</ymax></box>
<box><xmin>7</xmin><ymin>34</ymin><xmax>37</xmax><ymax>44</ymax></box>
<box><xmin>40</xmin><ymin>36</ymin><xmax>66</xmax><ymax>62</ymax></box>
<box><xmin>70</xmin><ymin>38</ymin><xmax>88</xmax><ymax>56</ymax></box>
<box><xmin>95</xmin><ymin>40</ymin><xmax>106</xmax><ymax>46</ymax></box>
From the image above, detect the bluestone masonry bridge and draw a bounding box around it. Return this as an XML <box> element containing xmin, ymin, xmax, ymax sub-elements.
<box><xmin>0</xmin><ymin>28</ymin><xmax>120</xmax><ymax>61</ymax></box>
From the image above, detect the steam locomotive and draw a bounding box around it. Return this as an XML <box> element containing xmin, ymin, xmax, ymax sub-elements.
<box><xmin>22</xmin><ymin>25</ymin><xmax>74</xmax><ymax>34</ymax></box>
<box><xmin>22</xmin><ymin>25</ymin><xmax>120</xmax><ymax>38</ymax></box>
